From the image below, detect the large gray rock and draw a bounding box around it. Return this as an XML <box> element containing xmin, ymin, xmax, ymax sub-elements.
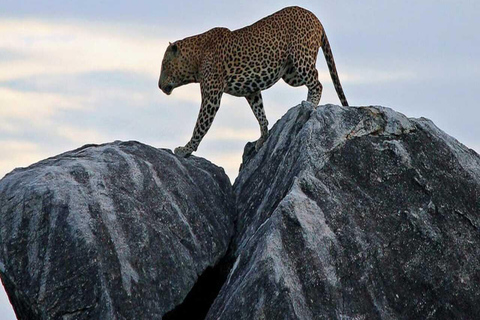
<box><xmin>2</xmin><ymin>104</ymin><xmax>480</xmax><ymax>320</ymax></box>
<box><xmin>0</xmin><ymin>141</ymin><xmax>235</xmax><ymax>319</ymax></box>
<box><xmin>207</xmin><ymin>103</ymin><xmax>480</xmax><ymax>319</ymax></box>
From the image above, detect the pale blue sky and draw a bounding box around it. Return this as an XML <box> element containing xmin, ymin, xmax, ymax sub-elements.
<box><xmin>1</xmin><ymin>1</ymin><xmax>479</xmax><ymax>318</ymax></box>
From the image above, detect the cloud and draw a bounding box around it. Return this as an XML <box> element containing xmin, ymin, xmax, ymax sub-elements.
<box><xmin>202</xmin><ymin>151</ymin><xmax>244</xmax><ymax>182</ymax></box>
<box><xmin>0</xmin><ymin>87</ymin><xmax>85</xmax><ymax>122</ymax></box>
<box><xmin>208</xmin><ymin>127</ymin><xmax>259</xmax><ymax>141</ymax></box>
<box><xmin>0</xmin><ymin>140</ymin><xmax>50</xmax><ymax>179</ymax></box>
<box><xmin>0</xmin><ymin>19</ymin><xmax>167</xmax><ymax>82</ymax></box>
<box><xmin>169</xmin><ymin>85</ymin><xmax>202</xmax><ymax>104</ymax></box>
<box><xmin>339</xmin><ymin>69</ymin><xmax>416</xmax><ymax>84</ymax></box>
<box><xmin>55</xmin><ymin>125</ymin><xmax>108</xmax><ymax>145</ymax></box>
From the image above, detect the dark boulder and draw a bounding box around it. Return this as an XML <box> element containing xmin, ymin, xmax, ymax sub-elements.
<box><xmin>0</xmin><ymin>141</ymin><xmax>235</xmax><ymax>319</ymax></box>
<box><xmin>207</xmin><ymin>102</ymin><xmax>480</xmax><ymax>320</ymax></box>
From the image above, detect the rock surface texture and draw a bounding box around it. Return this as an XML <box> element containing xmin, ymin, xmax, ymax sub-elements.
<box><xmin>0</xmin><ymin>141</ymin><xmax>234</xmax><ymax>319</ymax></box>
<box><xmin>207</xmin><ymin>103</ymin><xmax>480</xmax><ymax>319</ymax></box>
<box><xmin>1</xmin><ymin>104</ymin><xmax>480</xmax><ymax>320</ymax></box>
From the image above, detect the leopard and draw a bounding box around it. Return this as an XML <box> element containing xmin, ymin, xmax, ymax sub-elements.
<box><xmin>158</xmin><ymin>6</ymin><xmax>349</xmax><ymax>157</ymax></box>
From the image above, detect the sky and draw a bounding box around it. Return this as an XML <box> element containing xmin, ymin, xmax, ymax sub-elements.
<box><xmin>0</xmin><ymin>1</ymin><xmax>479</xmax><ymax>318</ymax></box>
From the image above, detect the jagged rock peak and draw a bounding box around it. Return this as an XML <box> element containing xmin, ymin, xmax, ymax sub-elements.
<box><xmin>207</xmin><ymin>102</ymin><xmax>480</xmax><ymax>319</ymax></box>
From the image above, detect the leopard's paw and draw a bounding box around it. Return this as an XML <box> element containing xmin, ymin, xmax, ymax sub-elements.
<box><xmin>174</xmin><ymin>145</ymin><xmax>194</xmax><ymax>158</ymax></box>
<box><xmin>255</xmin><ymin>134</ymin><xmax>268</xmax><ymax>151</ymax></box>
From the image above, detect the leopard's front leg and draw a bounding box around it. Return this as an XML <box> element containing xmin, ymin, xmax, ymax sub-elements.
<box><xmin>174</xmin><ymin>84</ymin><xmax>223</xmax><ymax>158</ymax></box>
<box><xmin>246</xmin><ymin>92</ymin><xmax>269</xmax><ymax>151</ymax></box>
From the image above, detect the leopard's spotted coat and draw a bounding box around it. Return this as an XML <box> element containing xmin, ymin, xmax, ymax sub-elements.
<box><xmin>159</xmin><ymin>6</ymin><xmax>349</xmax><ymax>157</ymax></box>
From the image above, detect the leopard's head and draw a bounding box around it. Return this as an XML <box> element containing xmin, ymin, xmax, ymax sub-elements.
<box><xmin>158</xmin><ymin>41</ymin><xmax>196</xmax><ymax>95</ymax></box>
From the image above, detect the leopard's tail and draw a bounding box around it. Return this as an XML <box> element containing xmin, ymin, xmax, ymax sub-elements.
<box><xmin>321</xmin><ymin>32</ymin><xmax>349</xmax><ymax>106</ymax></box>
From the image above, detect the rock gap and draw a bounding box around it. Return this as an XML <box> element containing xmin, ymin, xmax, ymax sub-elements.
<box><xmin>162</xmin><ymin>250</ymin><xmax>235</xmax><ymax>320</ymax></box>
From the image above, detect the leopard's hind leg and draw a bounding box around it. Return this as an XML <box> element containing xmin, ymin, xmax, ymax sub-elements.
<box><xmin>282</xmin><ymin>55</ymin><xmax>323</xmax><ymax>106</ymax></box>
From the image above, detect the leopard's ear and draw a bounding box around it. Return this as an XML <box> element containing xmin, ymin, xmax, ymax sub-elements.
<box><xmin>171</xmin><ymin>43</ymin><xmax>179</xmax><ymax>56</ymax></box>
